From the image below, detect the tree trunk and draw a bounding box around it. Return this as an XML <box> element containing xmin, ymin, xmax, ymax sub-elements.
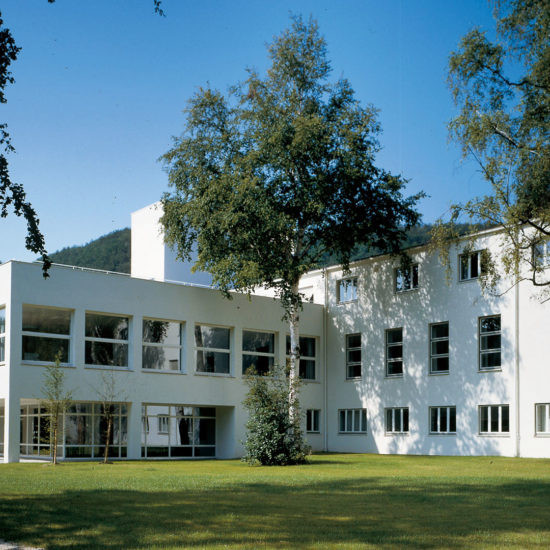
<box><xmin>104</xmin><ymin>415</ymin><xmax>112</xmax><ymax>464</ymax></box>
<box><xmin>288</xmin><ymin>281</ymin><xmax>300</xmax><ymax>420</ymax></box>
<box><xmin>52</xmin><ymin>417</ymin><xmax>58</xmax><ymax>465</ymax></box>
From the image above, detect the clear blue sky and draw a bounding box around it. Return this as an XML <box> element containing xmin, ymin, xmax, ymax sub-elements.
<box><xmin>1</xmin><ymin>0</ymin><xmax>496</xmax><ymax>262</ymax></box>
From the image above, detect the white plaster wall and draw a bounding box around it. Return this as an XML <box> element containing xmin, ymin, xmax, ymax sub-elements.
<box><xmin>0</xmin><ymin>262</ymin><xmax>11</xmax><ymax>399</ymax></box>
<box><xmin>6</xmin><ymin>261</ymin><xmax>324</xmax><ymax>461</ymax></box>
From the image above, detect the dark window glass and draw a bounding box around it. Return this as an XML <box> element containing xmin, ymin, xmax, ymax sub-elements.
<box><xmin>22</xmin><ymin>336</ymin><xmax>69</xmax><ymax>363</ymax></box>
<box><xmin>195</xmin><ymin>326</ymin><xmax>230</xmax><ymax>350</ymax></box>
<box><xmin>85</xmin><ymin>314</ymin><xmax>128</xmax><ymax>340</ymax></box>
<box><xmin>85</xmin><ymin>341</ymin><xmax>128</xmax><ymax>367</ymax></box>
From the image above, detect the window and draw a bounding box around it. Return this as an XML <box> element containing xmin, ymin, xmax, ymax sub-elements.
<box><xmin>195</xmin><ymin>325</ymin><xmax>230</xmax><ymax>374</ymax></box>
<box><xmin>286</xmin><ymin>335</ymin><xmax>316</xmax><ymax>380</ymax></box>
<box><xmin>459</xmin><ymin>250</ymin><xmax>486</xmax><ymax>281</ymax></box>
<box><xmin>479</xmin><ymin>315</ymin><xmax>501</xmax><ymax>370</ymax></box>
<box><xmin>142</xmin><ymin>319</ymin><xmax>183</xmax><ymax>371</ymax></box>
<box><xmin>395</xmin><ymin>264</ymin><xmax>419</xmax><ymax>292</ymax></box>
<box><xmin>430</xmin><ymin>406</ymin><xmax>456</xmax><ymax>434</ymax></box>
<box><xmin>479</xmin><ymin>404</ymin><xmax>509</xmax><ymax>434</ymax></box>
<box><xmin>386</xmin><ymin>328</ymin><xmax>403</xmax><ymax>377</ymax></box>
<box><xmin>345</xmin><ymin>333</ymin><xmax>361</xmax><ymax>379</ymax></box>
<box><xmin>141</xmin><ymin>404</ymin><xmax>216</xmax><ymax>458</ymax></box>
<box><xmin>430</xmin><ymin>322</ymin><xmax>449</xmax><ymax>374</ymax></box>
<box><xmin>535</xmin><ymin>404</ymin><xmax>550</xmax><ymax>435</ymax></box>
<box><xmin>22</xmin><ymin>305</ymin><xmax>71</xmax><ymax>363</ymax></box>
<box><xmin>242</xmin><ymin>330</ymin><xmax>275</xmax><ymax>375</ymax></box>
<box><xmin>386</xmin><ymin>407</ymin><xmax>409</xmax><ymax>433</ymax></box>
<box><xmin>533</xmin><ymin>239</ymin><xmax>550</xmax><ymax>268</ymax></box>
<box><xmin>306</xmin><ymin>409</ymin><xmax>320</xmax><ymax>433</ymax></box>
<box><xmin>158</xmin><ymin>415</ymin><xmax>169</xmax><ymax>434</ymax></box>
<box><xmin>0</xmin><ymin>307</ymin><xmax>5</xmax><ymax>363</ymax></box>
<box><xmin>339</xmin><ymin>409</ymin><xmax>367</xmax><ymax>433</ymax></box>
<box><xmin>85</xmin><ymin>313</ymin><xmax>129</xmax><ymax>367</ymax></box>
<box><xmin>338</xmin><ymin>277</ymin><xmax>358</xmax><ymax>303</ymax></box>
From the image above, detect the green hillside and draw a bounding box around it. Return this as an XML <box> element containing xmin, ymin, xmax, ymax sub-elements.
<box><xmin>49</xmin><ymin>228</ymin><xmax>131</xmax><ymax>273</ymax></box>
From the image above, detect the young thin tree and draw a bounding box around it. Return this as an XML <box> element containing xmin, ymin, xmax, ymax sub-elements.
<box><xmin>95</xmin><ymin>368</ymin><xmax>127</xmax><ymax>464</ymax></box>
<box><xmin>432</xmin><ymin>0</ymin><xmax>549</xmax><ymax>294</ymax></box>
<box><xmin>161</xmin><ymin>16</ymin><xmax>422</xmax><ymax>416</ymax></box>
<box><xmin>40</xmin><ymin>352</ymin><xmax>73</xmax><ymax>464</ymax></box>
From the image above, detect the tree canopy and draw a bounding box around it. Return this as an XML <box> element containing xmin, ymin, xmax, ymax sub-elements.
<box><xmin>435</xmin><ymin>0</ymin><xmax>550</xmax><ymax>291</ymax></box>
<box><xmin>161</xmin><ymin>16</ymin><xmax>422</xmax><ymax>415</ymax></box>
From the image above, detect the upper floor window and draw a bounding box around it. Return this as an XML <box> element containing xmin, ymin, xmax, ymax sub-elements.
<box><xmin>459</xmin><ymin>250</ymin><xmax>486</xmax><ymax>281</ymax></box>
<box><xmin>430</xmin><ymin>406</ymin><xmax>456</xmax><ymax>434</ymax></box>
<box><xmin>533</xmin><ymin>239</ymin><xmax>550</xmax><ymax>268</ymax></box>
<box><xmin>85</xmin><ymin>313</ymin><xmax>129</xmax><ymax>367</ymax></box>
<box><xmin>339</xmin><ymin>408</ymin><xmax>367</xmax><ymax>433</ymax></box>
<box><xmin>536</xmin><ymin>403</ymin><xmax>550</xmax><ymax>435</ymax></box>
<box><xmin>430</xmin><ymin>322</ymin><xmax>449</xmax><ymax>374</ymax></box>
<box><xmin>338</xmin><ymin>277</ymin><xmax>358</xmax><ymax>303</ymax></box>
<box><xmin>22</xmin><ymin>305</ymin><xmax>71</xmax><ymax>364</ymax></box>
<box><xmin>386</xmin><ymin>407</ymin><xmax>409</xmax><ymax>434</ymax></box>
<box><xmin>0</xmin><ymin>307</ymin><xmax>5</xmax><ymax>363</ymax></box>
<box><xmin>306</xmin><ymin>409</ymin><xmax>320</xmax><ymax>433</ymax></box>
<box><xmin>395</xmin><ymin>264</ymin><xmax>419</xmax><ymax>292</ymax></box>
<box><xmin>345</xmin><ymin>333</ymin><xmax>361</xmax><ymax>379</ymax></box>
<box><xmin>242</xmin><ymin>330</ymin><xmax>275</xmax><ymax>375</ymax></box>
<box><xmin>479</xmin><ymin>404</ymin><xmax>509</xmax><ymax>434</ymax></box>
<box><xmin>479</xmin><ymin>315</ymin><xmax>501</xmax><ymax>371</ymax></box>
<box><xmin>286</xmin><ymin>335</ymin><xmax>316</xmax><ymax>380</ymax></box>
<box><xmin>386</xmin><ymin>328</ymin><xmax>403</xmax><ymax>377</ymax></box>
<box><xmin>142</xmin><ymin>319</ymin><xmax>183</xmax><ymax>371</ymax></box>
<box><xmin>195</xmin><ymin>325</ymin><xmax>231</xmax><ymax>374</ymax></box>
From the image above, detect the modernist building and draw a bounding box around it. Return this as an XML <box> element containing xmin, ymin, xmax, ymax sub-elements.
<box><xmin>1</xmin><ymin>203</ymin><xmax>549</xmax><ymax>462</ymax></box>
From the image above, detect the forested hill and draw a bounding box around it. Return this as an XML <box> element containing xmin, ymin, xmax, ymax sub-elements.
<box><xmin>47</xmin><ymin>223</ymin><xmax>485</xmax><ymax>274</ymax></box>
<box><xmin>49</xmin><ymin>228</ymin><xmax>131</xmax><ymax>273</ymax></box>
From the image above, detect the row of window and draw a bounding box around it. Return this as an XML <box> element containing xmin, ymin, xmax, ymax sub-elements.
<box><xmin>327</xmin><ymin>404</ymin><xmax>550</xmax><ymax>436</ymax></box>
<box><xmin>338</xmin><ymin>244</ymin><xmax>550</xmax><ymax>302</ymax></box>
<box><xmin>9</xmin><ymin>305</ymin><xmax>319</xmax><ymax>379</ymax></box>
<box><xmin>345</xmin><ymin>315</ymin><xmax>501</xmax><ymax>379</ymax></box>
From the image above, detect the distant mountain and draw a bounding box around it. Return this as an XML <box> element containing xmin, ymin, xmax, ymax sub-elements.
<box><xmin>49</xmin><ymin>228</ymin><xmax>131</xmax><ymax>273</ymax></box>
<box><xmin>47</xmin><ymin>223</ymin><xmax>490</xmax><ymax>274</ymax></box>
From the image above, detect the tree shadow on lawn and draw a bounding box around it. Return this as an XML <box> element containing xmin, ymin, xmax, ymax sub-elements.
<box><xmin>1</xmin><ymin>477</ymin><xmax>549</xmax><ymax>549</ymax></box>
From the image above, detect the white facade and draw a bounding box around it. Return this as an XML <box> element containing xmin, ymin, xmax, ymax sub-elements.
<box><xmin>1</xmin><ymin>207</ymin><xmax>549</xmax><ymax>462</ymax></box>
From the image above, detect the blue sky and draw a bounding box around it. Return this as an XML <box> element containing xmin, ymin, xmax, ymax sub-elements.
<box><xmin>1</xmin><ymin>0</ymin><xmax>496</xmax><ymax>262</ymax></box>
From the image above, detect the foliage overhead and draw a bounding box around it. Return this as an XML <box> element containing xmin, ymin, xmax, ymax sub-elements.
<box><xmin>437</xmin><ymin>0</ymin><xmax>550</xmax><ymax>291</ymax></box>
<box><xmin>242</xmin><ymin>364</ymin><xmax>310</xmax><ymax>466</ymax></box>
<box><xmin>161</xmin><ymin>16</ymin><xmax>423</xmax><ymax>314</ymax></box>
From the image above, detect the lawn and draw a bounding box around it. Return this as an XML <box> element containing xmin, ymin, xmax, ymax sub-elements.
<box><xmin>1</xmin><ymin>454</ymin><xmax>549</xmax><ymax>549</ymax></box>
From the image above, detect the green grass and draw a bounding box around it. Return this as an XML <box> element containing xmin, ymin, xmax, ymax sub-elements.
<box><xmin>1</xmin><ymin>454</ymin><xmax>549</xmax><ymax>549</ymax></box>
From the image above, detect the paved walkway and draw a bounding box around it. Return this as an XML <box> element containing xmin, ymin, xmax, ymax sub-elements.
<box><xmin>0</xmin><ymin>541</ymin><xmax>43</xmax><ymax>550</ymax></box>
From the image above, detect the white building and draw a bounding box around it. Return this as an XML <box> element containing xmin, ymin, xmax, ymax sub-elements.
<box><xmin>1</xmin><ymin>203</ymin><xmax>549</xmax><ymax>462</ymax></box>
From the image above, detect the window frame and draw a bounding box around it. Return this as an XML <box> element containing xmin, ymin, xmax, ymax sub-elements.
<box><xmin>429</xmin><ymin>322</ymin><xmax>449</xmax><ymax>375</ymax></box>
<box><xmin>195</xmin><ymin>324</ymin><xmax>232</xmax><ymax>376</ymax></box>
<box><xmin>21</xmin><ymin>304</ymin><xmax>73</xmax><ymax>366</ymax></box>
<box><xmin>338</xmin><ymin>408</ymin><xmax>367</xmax><ymax>434</ymax></box>
<box><xmin>395</xmin><ymin>264</ymin><xmax>419</xmax><ymax>293</ymax></box>
<box><xmin>478</xmin><ymin>314</ymin><xmax>501</xmax><ymax>372</ymax></box>
<box><xmin>429</xmin><ymin>406</ymin><xmax>456</xmax><ymax>434</ymax></box>
<box><xmin>142</xmin><ymin>318</ymin><xmax>184</xmax><ymax>372</ymax></box>
<box><xmin>0</xmin><ymin>306</ymin><xmax>5</xmax><ymax>364</ymax></box>
<box><xmin>459</xmin><ymin>250</ymin><xmax>486</xmax><ymax>281</ymax></box>
<box><xmin>535</xmin><ymin>403</ymin><xmax>550</xmax><ymax>436</ymax></box>
<box><xmin>241</xmin><ymin>329</ymin><xmax>276</xmax><ymax>375</ymax></box>
<box><xmin>306</xmin><ymin>409</ymin><xmax>321</xmax><ymax>433</ymax></box>
<box><xmin>337</xmin><ymin>277</ymin><xmax>358</xmax><ymax>304</ymax></box>
<box><xmin>385</xmin><ymin>327</ymin><xmax>403</xmax><ymax>378</ymax></box>
<box><xmin>345</xmin><ymin>333</ymin><xmax>362</xmax><ymax>380</ymax></box>
<box><xmin>478</xmin><ymin>404</ymin><xmax>510</xmax><ymax>435</ymax></box>
<box><xmin>285</xmin><ymin>335</ymin><xmax>317</xmax><ymax>381</ymax></box>
<box><xmin>385</xmin><ymin>407</ymin><xmax>409</xmax><ymax>434</ymax></box>
<box><xmin>533</xmin><ymin>239</ymin><xmax>550</xmax><ymax>269</ymax></box>
<box><xmin>84</xmin><ymin>311</ymin><xmax>130</xmax><ymax>369</ymax></box>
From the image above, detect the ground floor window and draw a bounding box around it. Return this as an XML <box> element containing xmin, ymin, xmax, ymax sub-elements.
<box><xmin>479</xmin><ymin>404</ymin><xmax>509</xmax><ymax>434</ymax></box>
<box><xmin>0</xmin><ymin>405</ymin><xmax>4</xmax><ymax>455</ymax></box>
<box><xmin>338</xmin><ymin>408</ymin><xmax>366</xmax><ymax>433</ymax></box>
<box><xmin>141</xmin><ymin>404</ymin><xmax>216</xmax><ymax>458</ymax></box>
<box><xmin>429</xmin><ymin>406</ymin><xmax>456</xmax><ymax>434</ymax></box>
<box><xmin>535</xmin><ymin>403</ymin><xmax>550</xmax><ymax>435</ymax></box>
<box><xmin>306</xmin><ymin>409</ymin><xmax>320</xmax><ymax>433</ymax></box>
<box><xmin>386</xmin><ymin>407</ymin><xmax>409</xmax><ymax>434</ymax></box>
<box><xmin>19</xmin><ymin>402</ymin><xmax>128</xmax><ymax>458</ymax></box>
